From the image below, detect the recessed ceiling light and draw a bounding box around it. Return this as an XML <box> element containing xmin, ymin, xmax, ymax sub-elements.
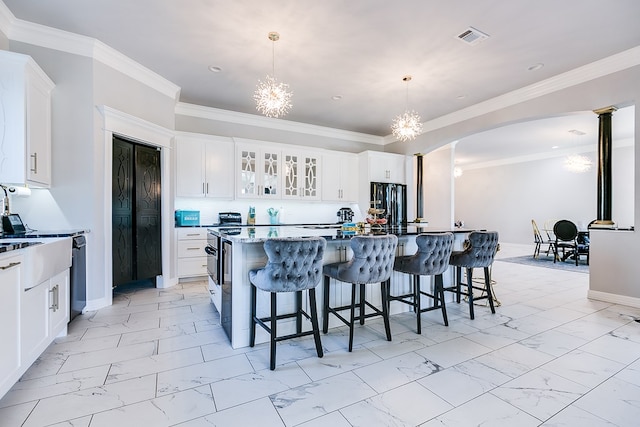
<box><xmin>552</xmin><ymin>145</ymin><xmax>559</xmax><ymax>149</ymax></box>
<box><xmin>527</xmin><ymin>63</ymin><xmax>544</xmax><ymax>71</ymax></box>
<box><xmin>332</xmin><ymin>95</ymin><xmax>342</xmax><ymax>101</ymax></box>
<box><xmin>456</xmin><ymin>95</ymin><xmax>467</xmax><ymax>100</ymax></box>
<box><xmin>208</xmin><ymin>65</ymin><xmax>222</xmax><ymax>73</ymax></box>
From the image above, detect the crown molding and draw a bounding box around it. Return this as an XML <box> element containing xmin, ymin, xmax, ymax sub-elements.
<box><xmin>98</xmin><ymin>105</ymin><xmax>175</xmax><ymax>148</ymax></box>
<box><xmin>1</xmin><ymin>3</ymin><xmax>180</xmax><ymax>101</ymax></box>
<box><xmin>0</xmin><ymin>1</ymin><xmax>13</xmax><ymax>36</ymax></box>
<box><xmin>176</xmin><ymin>102</ymin><xmax>385</xmax><ymax>145</ymax></box>
<box><xmin>386</xmin><ymin>45</ymin><xmax>640</xmax><ymax>144</ymax></box>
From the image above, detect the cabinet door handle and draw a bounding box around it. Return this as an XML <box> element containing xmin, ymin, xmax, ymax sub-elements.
<box><xmin>49</xmin><ymin>284</ymin><xmax>59</xmax><ymax>311</ymax></box>
<box><xmin>206</xmin><ymin>183</ymin><xmax>209</xmax><ymax>194</ymax></box>
<box><xmin>186</xmin><ymin>247</ymin><xmax>200</xmax><ymax>251</ymax></box>
<box><xmin>30</xmin><ymin>152</ymin><xmax>38</xmax><ymax>173</ymax></box>
<box><xmin>0</xmin><ymin>261</ymin><xmax>21</xmax><ymax>270</ymax></box>
<box><xmin>202</xmin><ymin>182</ymin><xmax>205</xmax><ymax>194</ymax></box>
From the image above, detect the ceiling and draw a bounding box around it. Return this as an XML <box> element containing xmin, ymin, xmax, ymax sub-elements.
<box><xmin>3</xmin><ymin>0</ymin><xmax>639</xmax><ymax>162</ymax></box>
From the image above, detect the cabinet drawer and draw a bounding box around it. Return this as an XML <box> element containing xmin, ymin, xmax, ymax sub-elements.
<box><xmin>177</xmin><ymin>240</ymin><xmax>207</xmax><ymax>258</ymax></box>
<box><xmin>178</xmin><ymin>257</ymin><xmax>208</xmax><ymax>277</ymax></box>
<box><xmin>177</xmin><ymin>228</ymin><xmax>208</xmax><ymax>240</ymax></box>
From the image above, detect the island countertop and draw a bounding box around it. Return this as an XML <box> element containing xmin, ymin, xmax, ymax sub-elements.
<box><xmin>210</xmin><ymin>224</ymin><xmax>475</xmax><ymax>243</ymax></box>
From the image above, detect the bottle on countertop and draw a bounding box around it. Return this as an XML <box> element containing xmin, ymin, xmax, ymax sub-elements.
<box><xmin>247</xmin><ymin>206</ymin><xmax>256</xmax><ymax>225</ymax></box>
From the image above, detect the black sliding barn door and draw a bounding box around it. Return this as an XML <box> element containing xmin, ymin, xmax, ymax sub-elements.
<box><xmin>112</xmin><ymin>136</ymin><xmax>162</xmax><ymax>288</ymax></box>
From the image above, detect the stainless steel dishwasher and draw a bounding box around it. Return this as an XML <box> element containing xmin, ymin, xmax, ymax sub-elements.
<box><xmin>70</xmin><ymin>234</ymin><xmax>86</xmax><ymax>321</ymax></box>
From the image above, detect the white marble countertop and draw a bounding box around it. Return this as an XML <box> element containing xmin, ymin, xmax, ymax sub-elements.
<box><xmin>209</xmin><ymin>224</ymin><xmax>475</xmax><ymax>243</ymax></box>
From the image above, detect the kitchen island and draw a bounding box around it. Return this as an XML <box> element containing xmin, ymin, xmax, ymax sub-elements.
<box><xmin>209</xmin><ymin>224</ymin><xmax>474</xmax><ymax>349</ymax></box>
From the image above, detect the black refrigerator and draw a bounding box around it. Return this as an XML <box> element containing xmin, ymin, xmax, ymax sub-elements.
<box><xmin>370</xmin><ymin>182</ymin><xmax>407</xmax><ymax>225</ymax></box>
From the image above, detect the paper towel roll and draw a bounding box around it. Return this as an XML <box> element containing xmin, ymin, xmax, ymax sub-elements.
<box><xmin>7</xmin><ymin>186</ymin><xmax>32</xmax><ymax>197</ymax></box>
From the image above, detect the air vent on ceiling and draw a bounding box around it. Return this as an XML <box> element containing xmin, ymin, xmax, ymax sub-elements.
<box><xmin>456</xmin><ymin>26</ymin><xmax>490</xmax><ymax>45</ymax></box>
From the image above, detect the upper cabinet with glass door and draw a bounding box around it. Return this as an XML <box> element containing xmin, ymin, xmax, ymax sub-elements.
<box><xmin>282</xmin><ymin>150</ymin><xmax>320</xmax><ymax>200</ymax></box>
<box><xmin>236</xmin><ymin>142</ymin><xmax>281</xmax><ymax>199</ymax></box>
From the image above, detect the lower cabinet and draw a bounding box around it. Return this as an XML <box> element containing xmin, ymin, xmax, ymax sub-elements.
<box><xmin>49</xmin><ymin>269</ymin><xmax>70</xmax><ymax>337</ymax></box>
<box><xmin>177</xmin><ymin>228</ymin><xmax>208</xmax><ymax>278</ymax></box>
<box><xmin>20</xmin><ymin>279</ymin><xmax>50</xmax><ymax>368</ymax></box>
<box><xmin>0</xmin><ymin>253</ymin><xmax>22</xmax><ymax>398</ymax></box>
<box><xmin>20</xmin><ymin>269</ymin><xmax>70</xmax><ymax>370</ymax></box>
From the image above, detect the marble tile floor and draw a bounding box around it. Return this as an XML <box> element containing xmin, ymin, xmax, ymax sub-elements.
<box><xmin>2</xmin><ymin>243</ymin><xmax>640</xmax><ymax>426</ymax></box>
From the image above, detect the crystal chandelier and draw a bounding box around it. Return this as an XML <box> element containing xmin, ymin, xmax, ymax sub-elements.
<box><xmin>391</xmin><ymin>75</ymin><xmax>423</xmax><ymax>142</ymax></box>
<box><xmin>564</xmin><ymin>154</ymin><xmax>593</xmax><ymax>173</ymax></box>
<box><xmin>563</xmin><ymin>130</ymin><xmax>593</xmax><ymax>173</ymax></box>
<box><xmin>254</xmin><ymin>32</ymin><xmax>292</xmax><ymax>118</ymax></box>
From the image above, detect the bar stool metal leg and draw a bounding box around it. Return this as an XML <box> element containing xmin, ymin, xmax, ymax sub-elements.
<box><xmin>270</xmin><ymin>293</ymin><xmax>277</xmax><ymax>370</ymax></box>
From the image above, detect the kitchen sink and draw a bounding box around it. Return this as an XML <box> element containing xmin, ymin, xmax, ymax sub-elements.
<box><xmin>2</xmin><ymin>237</ymin><xmax>72</xmax><ymax>289</ymax></box>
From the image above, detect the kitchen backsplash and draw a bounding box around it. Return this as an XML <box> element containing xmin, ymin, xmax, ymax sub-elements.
<box><xmin>174</xmin><ymin>198</ymin><xmax>363</xmax><ymax>225</ymax></box>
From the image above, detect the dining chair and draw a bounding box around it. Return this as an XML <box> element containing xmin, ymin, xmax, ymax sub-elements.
<box><xmin>249</xmin><ymin>237</ymin><xmax>326</xmax><ymax>370</ymax></box>
<box><xmin>552</xmin><ymin>220</ymin><xmax>588</xmax><ymax>266</ymax></box>
<box><xmin>531</xmin><ymin>219</ymin><xmax>552</xmax><ymax>258</ymax></box>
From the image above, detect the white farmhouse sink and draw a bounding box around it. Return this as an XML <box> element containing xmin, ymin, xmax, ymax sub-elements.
<box><xmin>4</xmin><ymin>237</ymin><xmax>72</xmax><ymax>289</ymax></box>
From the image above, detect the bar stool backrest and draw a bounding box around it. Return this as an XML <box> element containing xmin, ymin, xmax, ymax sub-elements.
<box><xmin>336</xmin><ymin>235</ymin><xmax>398</xmax><ymax>284</ymax></box>
<box><xmin>395</xmin><ymin>233</ymin><xmax>454</xmax><ymax>276</ymax></box>
<box><xmin>249</xmin><ymin>237</ymin><xmax>326</xmax><ymax>293</ymax></box>
<box><xmin>452</xmin><ymin>231</ymin><xmax>499</xmax><ymax>268</ymax></box>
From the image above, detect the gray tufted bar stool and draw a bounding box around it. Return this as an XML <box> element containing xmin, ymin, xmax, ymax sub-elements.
<box><xmin>445</xmin><ymin>231</ymin><xmax>499</xmax><ymax>320</ymax></box>
<box><xmin>249</xmin><ymin>237</ymin><xmax>326</xmax><ymax>370</ymax></box>
<box><xmin>391</xmin><ymin>232</ymin><xmax>454</xmax><ymax>333</ymax></box>
<box><xmin>322</xmin><ymin>234</ymin><xmax>398</xmax><ymax>352</ymax></box>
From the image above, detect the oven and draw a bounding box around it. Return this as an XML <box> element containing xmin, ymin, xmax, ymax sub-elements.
<box><xmin>205</xmin><ymin>231</ymin><xmax>219</xmax><ymax>284</ymax></box>
<box><xmin>204</xmin><ymin>212</ymin><xmax>241</xmax><ymax>311</ymax></box>
<box><xmin>205</xmin><ymin>231</ymin><xmax>221</xmax><ymax>308</ymax></box>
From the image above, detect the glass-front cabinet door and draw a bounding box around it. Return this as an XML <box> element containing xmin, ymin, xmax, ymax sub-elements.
<box><xmin>260</xmin><ymin>150</ymin><xmax>279</xmax><ymax>198</ymax></box>
<box><xmin>238</xmin><ymin>148</ymin><xmax>257</xmax><ymax>197</ymax></box>
<box><xmin>236</xmin><ymin>143</ymin><xmax>281</xmax><ymax>199</ymax></box>
<box><xmin>282</xmin><ymin>150</ymin><xmax>320</xmax><ymax>200</ymax></box>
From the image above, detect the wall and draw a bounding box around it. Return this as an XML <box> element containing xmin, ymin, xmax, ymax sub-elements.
<box><xmin>8</xmin><ymin>42</ymin><xmax>177</xmax><ymax>307</ymax></box>
<box><xmin>175</xmin><ymin>111</ymin><xmax>380</xmax><ymax>154</ymax></box>
<box><xmin>394</xmin><ymin>64</ymin><xmax>640</xmax><ymax>305</ymax></box>
<box><xmin>423</xmin><ymin>147</ymin><xmax>454</xmax><ymax>228</ymax></box>
<box><xmin>453</xmin><ymin>143</ymin><xmax>633</xmax><ymax>245</ymax></box>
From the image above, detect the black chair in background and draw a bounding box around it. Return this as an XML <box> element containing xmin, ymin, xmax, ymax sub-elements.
<box><xmin>552</xmin><ymin>220</ymin><xmax>589</xmax><ymax>266</ymax></box>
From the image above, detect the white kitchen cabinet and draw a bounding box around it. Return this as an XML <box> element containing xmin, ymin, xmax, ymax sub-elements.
<box><xmin>360</xmin><ymin>150</ymin><xmax>407</xmax><ymax>184</ymax></box>
<box><xmin>176</xmin><ymin>133</ymin><xmax>234</xmax><ymax>199</ymax></box>
<box><xmin>20</xmin><ymin>267</ymin><xmax>70</xmax><ymax>370</ymax></box>
<box><xmin>0</xmin><ymin>253</ymin><xmax>22</xmax><ymax>398</ymax></box>
<box><xmin>21</xmin><ymin>279</ymin><xmax>50</xmax><ymax>367</ymax></box>
<box><xmin>0</xmin><ymin>50</ymin><xmax>55</xmax><ymax>188</ymax></box>
<box><xmin>177</xmin><ymin>228</ymin><xmax>208</xmax><ymax>278</ymax></box>
<box><xmin>282</xmin><ymin>150</ymin><xmax>320</xmax><ymax>200</ymax></box>
<box><xmin>236</xmin><ymin>142</ymin><xmax>281</xmax><ymax>199</ymax></box>
<box><xmin>49</xmin><ymin>269</ymin><xmax>70</xmax><ymax>337</ymax></box>
<box><xmin>321</xmin><ymin>151</ymin><xmax>358</xmax><ymax>202</ymax></box>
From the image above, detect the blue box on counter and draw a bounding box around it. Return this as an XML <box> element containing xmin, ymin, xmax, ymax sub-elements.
<box><xmin>175</xmin><ymin>210</ymin><xmax>200</xmax><ymax>226</ymax></box>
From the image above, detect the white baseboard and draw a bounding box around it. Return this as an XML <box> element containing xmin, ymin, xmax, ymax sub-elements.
<box><xmin>587</xmin><ymin>290</ymin><xmax>640</xmax><ymax>308</ymax></box>
<box><xmin>84</xmin><ymin>296</ymin><xmax>112</xmax><ymax>312</ymax></box>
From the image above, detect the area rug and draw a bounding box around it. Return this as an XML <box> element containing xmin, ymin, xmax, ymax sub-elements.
<box><xmin>497</xmin><ymin>254</ymin><xmax>589</xmax><ymax>273</ymax></box>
